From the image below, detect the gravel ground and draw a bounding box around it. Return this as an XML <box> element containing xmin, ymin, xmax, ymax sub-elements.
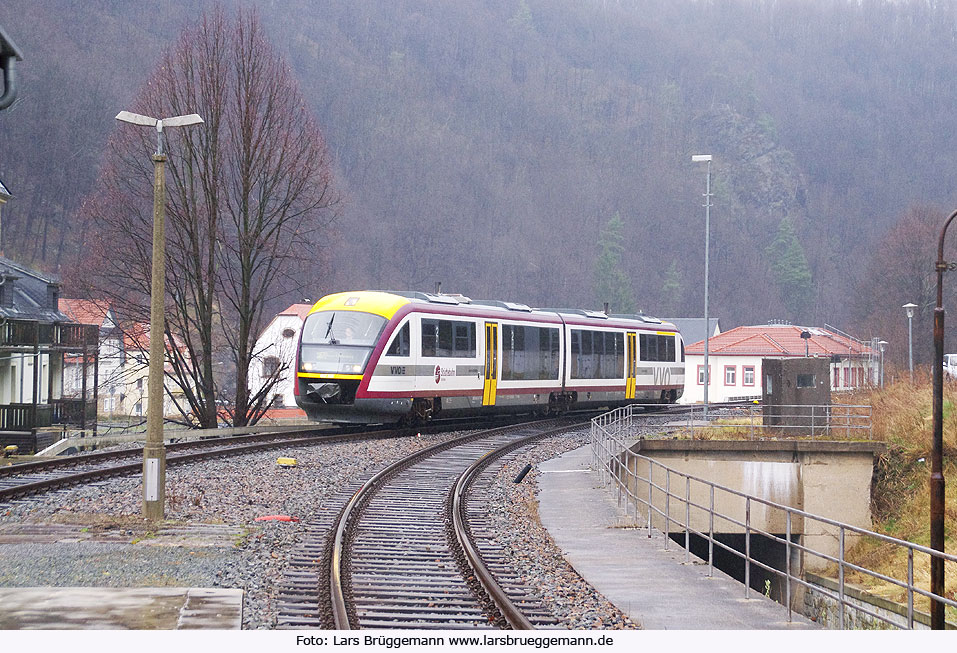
<box><xmin>0</xmin><ymin>425</ymin><xmax>641</xmax><ymax>630</ymax></box>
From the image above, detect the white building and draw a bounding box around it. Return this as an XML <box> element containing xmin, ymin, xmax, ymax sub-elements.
<box><xmin>248</xmin><ymin>303</ymin><xmax>312</xmax><ymax>408</ymax></box>
<box><xmin>60</xmin><ymin>299</ymin><xmax>190</xmax><ymax>420</ymax></box>
<box><xmin>682</xmin><ymin>324</ymin><xmax>876</xmax><ymax>404</ymax></box>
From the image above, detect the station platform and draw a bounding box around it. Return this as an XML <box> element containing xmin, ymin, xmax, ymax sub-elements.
<box><xmin>536</xmin><ymin>444</ymin><xmax>820</xmax><ymax>630</ymax></box>
<box><xmin>0</xmin><ymin>587</ymin><xmax>242</xmax><ymax>629</ymax></box>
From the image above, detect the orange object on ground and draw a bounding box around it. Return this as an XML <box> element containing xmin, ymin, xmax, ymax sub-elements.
<box><xmin>254</xmin><ymin>515</ymin><xmax>300</xmax><ymax>522</ymax></box>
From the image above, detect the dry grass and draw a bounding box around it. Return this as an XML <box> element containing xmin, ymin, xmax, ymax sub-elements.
<box><xmin>832</xmin><ymin>375</ymin><xmax>957</xmax><ymax>620</ymax></box>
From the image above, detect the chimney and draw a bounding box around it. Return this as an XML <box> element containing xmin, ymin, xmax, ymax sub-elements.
<box><xmin>47</xmin><ymin>283</ymin><xmax>59</xmax><ymax>309</ymax></box>
<box><xmin>0</xmin><ymin>273</ymin><xmax>17</xmax><ymax>308</ymax></box>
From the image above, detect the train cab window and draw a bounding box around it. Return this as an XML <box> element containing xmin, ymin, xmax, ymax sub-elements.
<box><xmin>421</xmin><ymin>319</ymin><xmax>476</xmax><ymax>358</ymax></box>
<box><xmin>385</xmin><ymin>322</ymin><xmax>411</xmax><ymax>357</ymax></box>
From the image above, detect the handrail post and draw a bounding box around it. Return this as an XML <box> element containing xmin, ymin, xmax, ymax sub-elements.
<box><xmin>907</xmin><ymin>547</ymin><xmax>915</xmax><ymax>629</ymax></box>
<box><xmin>647</xmin><ymin>461</ymin><xmax>653</xmax><ymax>536</ymax></box>
<box><xmin>839</xmin><ymin>526</ymin><xmax>846</xmax><ymax>629</ymax></box>
<box><xmin>709</xmin><ymin>484</ymin><xmax>715</xmax><ymax>577</ymax></box>
<box><xmin>786</xmin><ymin>511</ymin><xmax>792</xmax><ymax>622</ymax></box>
<box><xmin>685</xmin><ymin>476</ymin><xmax>691</xmax><ymax>563</ymax></box>
<box><xmin>745</xmin><ymin>497</ymin><xmax>751</xmax><ymax>599</ymax></box>
<box><xmin>665</xmin><ymin>469</ymin><xmax>671</xmax><ymax>549</ymax></box>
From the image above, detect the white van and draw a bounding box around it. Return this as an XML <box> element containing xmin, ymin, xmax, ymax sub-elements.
<box><xmin>945</xmin><ymin>354</ymin><xmax>957</xmax><ymax>379</ymax></box>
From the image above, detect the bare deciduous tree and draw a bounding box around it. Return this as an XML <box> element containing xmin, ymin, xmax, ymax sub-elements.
<box><xmin>76</xmin><ymin>7</ymin><xmax>337</xmax><ymax>427</ymax></box>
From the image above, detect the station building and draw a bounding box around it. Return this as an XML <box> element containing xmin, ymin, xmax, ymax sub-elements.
<box><xmin>681</xmin><ymin>324</ymin><xmax>876</xmax><ymax>404</ymax></box>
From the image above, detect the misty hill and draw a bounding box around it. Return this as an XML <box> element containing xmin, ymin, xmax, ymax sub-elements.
<box><xmin>2</xmin><ymin>0</ymin><xmax>957</xmax><ymax>334</ymax></box>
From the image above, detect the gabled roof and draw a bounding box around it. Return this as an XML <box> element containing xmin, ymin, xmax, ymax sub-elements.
<box><xmin>685</xmin><ymin>324</ymin><xmax>872</xmax><ymax>357</ymax></box>
<box><xmin>0</xmin><ymin>177</ymin><xmax>10</xmax><ymax>198</ymax></box>
<box><xmin>0</xmin><ymin>255</ymin><xmax>67</xmax><ymax>322</ymax></box>
<box><xmin>59</xmin><ymin>298</ymin><xmax>114</xmax><ymax>328</ymax></box>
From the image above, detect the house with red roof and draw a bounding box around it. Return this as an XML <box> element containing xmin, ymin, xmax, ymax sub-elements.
<box><xmin>248</xmin><ymin>303</ymin><xmax>312</xmax><ymax>412</ymax></box>
<box><xmin>59</xmin><ymin>299</ymin><xmax>191</xmax><ymax>420</ymax></box>
<box><xmin>682</xmin><ymin>324</ymin><xmax>877</xmax><ymax>404</ymax></box>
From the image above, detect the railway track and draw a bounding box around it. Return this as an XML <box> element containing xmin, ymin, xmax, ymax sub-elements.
<box><xmin>0</xmin><ymin>425</ymin><xmax>396</xmax><ymax>503</ymax></box>
<box><xmin>313</xmin><ymin>419</ymin><xmax>581</xmax><ymax>630</ymax></box>
<box><xmin>0</xmin><ymin>413</ymin><xmax>558</xmax><ymax>504</ymax></box>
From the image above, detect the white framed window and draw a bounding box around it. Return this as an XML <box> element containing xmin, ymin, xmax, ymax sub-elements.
<box><xmin>724</xmin><ymin>366</ymin><xmax>736</xmax><ymax>386</ymax></box>
<box><xmin>743</xmin><ymin>366</ymin><xmax>755</xmax><ymax>386</ymax></box>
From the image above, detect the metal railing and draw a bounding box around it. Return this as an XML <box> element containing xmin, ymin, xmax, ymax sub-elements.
<box><xmin>591</xmin><ymin>405</ymin><xmax>956</xmax><ymax>629</ymax></box>
<box><xmin>680</xmin><ymin>403</ymin><xmax>872</xmax><ymax>440</ymax></box>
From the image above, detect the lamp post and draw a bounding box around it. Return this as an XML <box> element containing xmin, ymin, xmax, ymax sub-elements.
<box><xmin>930</xmin><ymin>210</ymin><xmax>957</xmax><ymax>630</ymax></box>
<box><xmin>692</xmin><ymin>154</ymin><xmax>713</xmax><ymax>417</ymax></box>
<box><xmin>115</xmin><ymin>110</ymin><xmax>203</xmax><ymax>520</ymax></box>
<box><xmin>903</xmin><ymin>302</ymin><xmax>917</xmax><ymax>383</ymax></box>
<box><xmin>878</xmin><ymin>340</ymin><xmax>887</xmax><ymax>388</ymax></box>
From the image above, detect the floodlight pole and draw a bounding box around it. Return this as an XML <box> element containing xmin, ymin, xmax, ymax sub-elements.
<box><xmin>930</xmin><ymin>208</ymin><xmax>957</xmax><ymax>629</ymax></box>
<box><xmin>692</xmin><ymin>155</ymin><xmax>713</xmax><ymax>417</ymax></box>
<box><xmin>116</xmin><ymin>111</ymin><xmax>203</xmax><ymax>520</ymax></box>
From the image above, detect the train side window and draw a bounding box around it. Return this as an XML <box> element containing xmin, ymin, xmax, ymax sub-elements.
<box><xmin>386</xmin><ymin>322</ymin><xmax>410</xmax><ymax>357</ymax></box>
<box><xmin>421</xmin><ymin>318</ymin><xmax>476</xmax><ymax>358</ymax></box>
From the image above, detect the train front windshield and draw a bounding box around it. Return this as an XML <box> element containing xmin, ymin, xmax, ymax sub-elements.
<box><xmin>299</xmin><ymin>310</ymin><xmax>387</xmax><ymax>375</ymax></box>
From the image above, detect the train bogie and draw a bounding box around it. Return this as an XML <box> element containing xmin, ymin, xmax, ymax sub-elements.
<box><xmin>295</xmin><ymin>291</ymin><xmax>684</xmax><ymax>424</ymax></box>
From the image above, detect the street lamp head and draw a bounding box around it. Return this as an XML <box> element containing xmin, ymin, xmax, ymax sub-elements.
<box><xmin>116</xmin><ymin>110</ymin><xmax>204</xmax><ymax>155</ymax></box>
<box><xmin>691</xmin><ymin>154</ymin><xmax>712</xmax><ymax>163</ymax></box>
<box><xmin>903</xmin><ymin>302</ymin><xmax>917</xmax><ymax>319</ymax></box>
<box><xmin>879</xmin><ymin>340</ymin><xmax>888</xmax><ymax>352</ymax></box>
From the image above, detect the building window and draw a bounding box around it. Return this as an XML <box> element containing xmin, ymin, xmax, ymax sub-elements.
<box><xmin>724</xmin><ymin>366</ymin><xmax>736</xmax><ymax>386</ymax></box>
<box><xmin>697</xmin><ymin>365</ymin><xmax>710</xmax><ymax>385</ymax></box>
<box><xmin>263</xmin><ymin>356</ymin><xmax>280</xmax><ymax>377</ymax></box>
<box><xmin>833</xmin><ymin>366</ymin><xmax>840</xmax><ymax>388</ymax></box>
<box><xmin>797</xmin><ymin>374</ymin><xmax>816</xmax><ymax>388</ymax></box>
<box><xmin>743</xmin><ymin>366</ymin><xmax>755</xmax><ymax>386</ymax></box>
<box><xmin>843</xmin><ymin>367</ymin><xmax>849</xmax><ymax>387</ymax></box>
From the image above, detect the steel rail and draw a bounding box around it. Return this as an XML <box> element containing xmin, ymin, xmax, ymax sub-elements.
<box><xmin>327</xmin><ymin>418</ymin><xmax>580</xmax><ymax>629</ymax></box>
<box><xmin>450</xmin><ymin>422</ymin><xmax>583</xmax><ymax>630</ymax></box>
<box><xmin>0</xmin><ymin>428</ymin><xmax>405</xmax><ymax>503</ymax></box>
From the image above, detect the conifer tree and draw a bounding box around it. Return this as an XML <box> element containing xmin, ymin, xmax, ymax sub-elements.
<box><xmin>594</xmin><ymin>212</ymin><xmax>636</xmax><ymax>313</ymax></box>
<box><xmin>766</xmin><ymin>216</ymin><xmax>813</xmax><ymax>320</ymax></box>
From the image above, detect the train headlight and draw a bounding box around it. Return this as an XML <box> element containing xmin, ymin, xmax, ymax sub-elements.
<box><xmin>350</xmin><ymin>364</ymin><xmax>363</xmax><ymax>373</ymax></box>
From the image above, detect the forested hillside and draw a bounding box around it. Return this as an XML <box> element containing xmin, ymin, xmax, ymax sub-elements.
<box><xmin>3</xmin><ymin>0</ymin><xmax>957</xmax><ymax>362</ymax></box>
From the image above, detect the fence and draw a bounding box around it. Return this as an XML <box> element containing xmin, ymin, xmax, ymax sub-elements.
<box><xmin>590</xmin><ymin>404</ymin><xmax>956</xmax><ymax>629</ymax></box>
<box><xmin>680</xmin><ymin>403</ymin><xmax>872</xmax><ymax>440</ymax></box>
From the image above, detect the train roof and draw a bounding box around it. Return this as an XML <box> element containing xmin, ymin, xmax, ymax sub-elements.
<box><xmin>306</xmin><ymin>290</ymin><xmax>678</xmax><ymax>332</ymax></box>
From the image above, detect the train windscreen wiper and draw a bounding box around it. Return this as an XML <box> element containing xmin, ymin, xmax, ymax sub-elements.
<box><xmin>324</xmin><ymin>313</ymin><xmax>339</xmax><ymax>345</ymax></box>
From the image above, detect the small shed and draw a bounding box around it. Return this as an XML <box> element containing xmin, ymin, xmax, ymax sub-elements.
<box><xmin>762</xmin><ymin>357</ymin><xmax>831</xmax><ymax>431</ymax></box>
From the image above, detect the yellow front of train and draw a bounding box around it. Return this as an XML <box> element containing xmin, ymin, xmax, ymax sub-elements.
<box><xmin>294</xmin><ymin>291</ymin><xmax>413</xmax><ymax>423</ymax></box>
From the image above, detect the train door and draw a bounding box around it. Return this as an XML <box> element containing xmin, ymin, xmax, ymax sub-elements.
<box><xmin>483</xmin><ymin>322</ymin><xmax>499</xmax><ymax>406</ymax></box>
<box><xmin>626</xmin><ymin>332</ymin><xmax>637</xmax><ymax>400</ymax></box>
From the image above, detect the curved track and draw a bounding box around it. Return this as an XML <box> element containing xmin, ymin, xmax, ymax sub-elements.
<box><xmin>326</xmin><ymin>420</ymin><xmax>578</xmax><ymax>629</ymax></box>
